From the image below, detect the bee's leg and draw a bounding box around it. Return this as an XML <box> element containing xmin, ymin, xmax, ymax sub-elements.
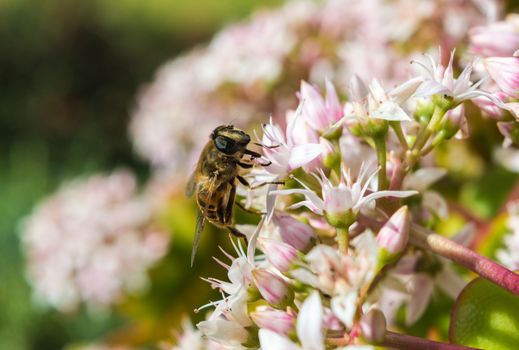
<box><xmin>253</xmin><ymin>142</ymin><xmax>281</xmax><ymax>149</ymax></box>
<box><xmin>244</xmin><ymin>149</ymin><xmax>262</xmax><ymax>158</ymax></box>
<box><xmin>238</xmin><ymin>162</ymin><xmax>254</xmax><ymax>169</ymax></box>
<box><xmin>244</xmin><ymin>149</ymin><xmax>272</xmax><ymax>166</ymax></box>
<box><xmin>228</xmin><ymin>226</ymin><xmax>249</xmax><ymax>245</ymax></box>
<box><xmin>237</xmin><ymin>175</ymin><xmax>251</xmax><ymax>187</ymax></box>
<box><xmin>235</xmin><ymin>201</ymin><xmax>266</xmax><ymax>216</ymax></box>
<box><xmin>224</xmin><ymin>183</ymin><xmax>236</xmax><ymax>225</ymax></box>
<box><xmin>250</xmin><ymin>181</ymin><xmax>285</xmax><ymax>190</ymax></box>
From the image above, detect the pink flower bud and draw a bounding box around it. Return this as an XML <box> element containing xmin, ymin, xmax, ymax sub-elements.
<box><xmin>360</xmin><ymin>309</ymin><xmax>387</xmax><ymax>344</ymax></box>
<box><xmin>250</xmin><ymin>307</ymin><xmax>295</xmax><ymax>335</ymax></box>
<box><xmin>258</xmin><ymin>238</ymin><xmax>298</xmax><ymax>272</ymax></box>
<box><xmin>376</xmin><ymin>206</ymin><xmax>410</xmax><ymax>254</ymax></box>
<box><xmin>485</xmin><ymin>57</ymin><xmax>519</xmax><ymax>99</ymax></box>
<box><xmin>273</xmin><ymin>213</ymin><xmax>316</xmax><ymax>251</ymax></box>
<box><xmin>443</xmin><ymin>104</ymin><xmax>467</xmax><ymax>139</ymax></box>
<box><xmin>252</xmin><ymin>269</ymin><xmax>290</xmax><ymax>306</ymax></box>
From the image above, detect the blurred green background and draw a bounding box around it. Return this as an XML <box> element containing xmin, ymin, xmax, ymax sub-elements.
<box><xmin>0</xmin><ymin>1</ymin><xmax>281</xmax><ymax>349</ymax></box>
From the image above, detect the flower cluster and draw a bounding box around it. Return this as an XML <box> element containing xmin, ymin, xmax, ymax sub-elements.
<box><xmin>129</xmin><ymin>0</ymin><xmax>493</xmax><ymax>176</ymax></box>
<box><xmin>182</xmin><ymin>46</ymin><xmax>519</xmax><ymax>346</ymax></box>
<box><xmin>22</xmin><ymin>170</ymin><xmax>170</xmax><ymax>312</ymax></box>
<box><xmin>23</xmin><ymin>0</ymin><xmax>519</xmax><ymax>348</ymax></box>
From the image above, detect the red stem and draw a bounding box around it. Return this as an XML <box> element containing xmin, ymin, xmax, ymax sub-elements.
<box><xmin>410</xmin><ymin>225</ymin><xmax>519</xmax><ymax>296</ymax></box>
<box><xmin>382</xmin><ymin>331</ymin><xmax>481</xmax><ymax>350</ymax></box>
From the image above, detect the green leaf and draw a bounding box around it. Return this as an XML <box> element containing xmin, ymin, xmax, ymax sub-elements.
<box><xmin>450</xmin><ymin>276</ymin><xmax>519</xmax><ymax>349</ymax></box>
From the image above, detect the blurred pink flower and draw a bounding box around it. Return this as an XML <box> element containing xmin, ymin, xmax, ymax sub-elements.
<box><xmin>470</xmin><ymin>15</ymin><xmax>519</xmax><ymax>57</ymax></box>
<box><xmin>22</xmin><ymin>170</ymin><xmax>169</xmax><ymax>312</ymax></box>
<box><xmin>484</xmin><ymin>56</ymin><xmax>519</xmax><ymax>99</ymax></box>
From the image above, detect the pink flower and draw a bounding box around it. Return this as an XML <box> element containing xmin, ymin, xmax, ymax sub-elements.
<box><xmin>252</xmin><ymin>269</ymin><xmax>290</xmax><ymax>306</ymax></box>
<box><xmin>258</xmin><ymin>238</ymin><xmax>298</xmax><ymax>272</ymax></box>
<box><xmin>300</xmin><ymin>79</ymin><xmax>343</xmax><ymax>133</ymax></box>
<box><xmin>470</xmin><ymin>20</ymin><xmax>519</xmax><ymax>57</ymax></box>
<box><xmin>261</xmin><ymin>110</ymin><xmax>324</xmax><ymax>176</ymax></box>
<box><xmin>273</xmin><ymin>213</ymin><xmax>317</xmax><ymax>251</ymax></box>
<box><xmin>250</xmin><ymin>307</ymin><xmax>295</xmax><ymax>336</ymax></box>
<box><xmin>472</xmin><ymin>90</ymin><xmax>508</xmax><ymax>119</ymax></box>
<box><xmin>376</xmin><ymin>206</ymin><xmax>410</xmax><ymax>255</ymax></box>
<box><xmin>22</xmin><ymin>171</ymin><xmax>169</xmax><ymax>312</ymax></box>
<box><xmin>484</xmin><ymin>56</ymin><xmax>519</xmax><ymax>99</ymax></box>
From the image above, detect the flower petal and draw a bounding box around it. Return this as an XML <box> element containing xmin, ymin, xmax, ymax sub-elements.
<box><xmin>405</xmin><ymin>273</ymin><xmax>433</xmax><ymax>325</ymax></box>
<box><xmin>297</xmin><ymin>291</ymin><xmax>324</xmax><ymax>350</ymax></box>
<box><xmin>259</xmin><ymin>328</ymin><xmax>301</xmax><ymax>350</ymax></box>
<box><xmin>371</xmin><ymin>101</ymin><xmax>412</xmax><ymax>121</ymax></box>
<box><xmin>271</xmin><ymin>187</ymin><xmax>324</xmax><ymax>209</ymax></box>
<box><xmin>289</xmin><ymin>144</ymin><xmax>324</xmax><ymax>170</ymax></box>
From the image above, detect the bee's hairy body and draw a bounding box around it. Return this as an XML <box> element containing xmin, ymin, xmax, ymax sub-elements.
<box><xmin>194</xmin><ymin>141</ymin><xmax>241</xmax><ymax>228</ymax></box>
<box><xmin>187</xmin><ymin>124</ymin><xmax>263</xmax><ymax>266</ymax></box>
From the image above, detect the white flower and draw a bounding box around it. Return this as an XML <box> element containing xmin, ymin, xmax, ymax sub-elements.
<box><xmin>261</xmin><ymin>110</ymin><xmax>324</xmax><ymax>177</ymax></box>
<box><xmin>345</xmin><ymin>76</ymin><xmax>412</xmax><ymax>123</ymax></box>
<box><xmin>271</xmin><ymin>164</ymin><xmax>417</xmax><ymax>218</ymax></box>
<box><xmin>412</xmin><ymin>49</ymin><xmax>494</xmax><ymax>104</ymax></box>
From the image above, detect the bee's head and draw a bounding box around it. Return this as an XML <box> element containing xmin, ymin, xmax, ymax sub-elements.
<box><xmin>211</xmin><ymin>125</ymin><xmax>251</xmax><ymax>155</ymax></box>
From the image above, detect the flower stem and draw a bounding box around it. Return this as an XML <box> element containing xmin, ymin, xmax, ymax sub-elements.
<box><xmin>337</xmin><ymin>227</ymin><xmax>349</xmax><ymax>254</ymax></box>
<box><xmin>390</xmin><ymin>121</ymin><xmax>409</xmax><ymax>150</ymax></box>
<box><xmin>409</xmin><ymin>224</ymin><xmax>519</xmax><ymax>296</ymax></box>
<box><xmin>382</xmin><ymin>331</ymin><xmax>481</xmax><ymax>350</ymax></box>
<box><xmin>412</xmin><ymin>106</ymin><xmax>446</xmax><ymax>152</ymax></box>
<box><xmin>374</xmin><ymin>136</ymin><xmax>388</xmax><ymax>190</ymax></box>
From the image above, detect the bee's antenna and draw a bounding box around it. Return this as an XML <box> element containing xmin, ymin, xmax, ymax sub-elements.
<box><xmin>228</xmin><ymin>117</ymin><xmax>237</xmax><ymax>127</ymax></box>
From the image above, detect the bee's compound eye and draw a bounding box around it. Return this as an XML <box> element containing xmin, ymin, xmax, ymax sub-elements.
<box><xmin>215</xmin><ymin>136</ymin><xmax>236</xmax><ymax>154</ymax></box>
<box><xmin>215</xmin><ymin>136</ymin><xmax>227</xmax><ymax>150</ymax></box>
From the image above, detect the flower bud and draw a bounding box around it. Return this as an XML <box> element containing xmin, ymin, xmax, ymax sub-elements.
<box><xmin>414</xmin><ymin>98</ymin><xmax>435</xmax><ymax>124</ymax></box>
<box><xmin>258</xmin><ymin>238</ymin><xmax>298</xmax><ymax>272</ymax></box>
<box><xmin>273</xmin><ymin>213</ymin><xmax>316</xmax><ymax>251</ymax></box>
<box><xmin>250</xmin><ymin>307</ymin><xmax>295</xmax><ymax>336</ymax></box>
<box><xmin>376</xmin><ymin>206</ymin><xmax>410</xmax><ymax>255</ymax></box>
<box><xmin>360</xmin><ymin>309</ymin><xmax>387</xmax><ymax>344</ymax></box>
<box><xmin>442</xmin><ymin>104</ymin><xmax>467</xmax><ymax>140</ymax></box>
<box><xmin>252</xmin><ymin>269</ymin><xmax>291</xmax><ymax>307</ymax></box>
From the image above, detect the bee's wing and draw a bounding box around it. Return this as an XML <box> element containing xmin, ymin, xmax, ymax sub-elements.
<box><xmin>185</xmin><ymin>171</ymin><xmax>197</xmax><ymax>198</ymax></box>
<box><xmin>190</xmin><ymin>209</ymin><xmax>206</xmax><ymax>267</ymax></box>
<box><xmin>190</xmin><ymin>174</ymin><xmax>217</xmax><ymax>267</ymax></box>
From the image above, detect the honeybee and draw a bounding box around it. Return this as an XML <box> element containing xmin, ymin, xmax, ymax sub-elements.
<box><xmin>186</xmin><ymin>125</ymin><xmax>280</xmax><ymax>266</ymax></box>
